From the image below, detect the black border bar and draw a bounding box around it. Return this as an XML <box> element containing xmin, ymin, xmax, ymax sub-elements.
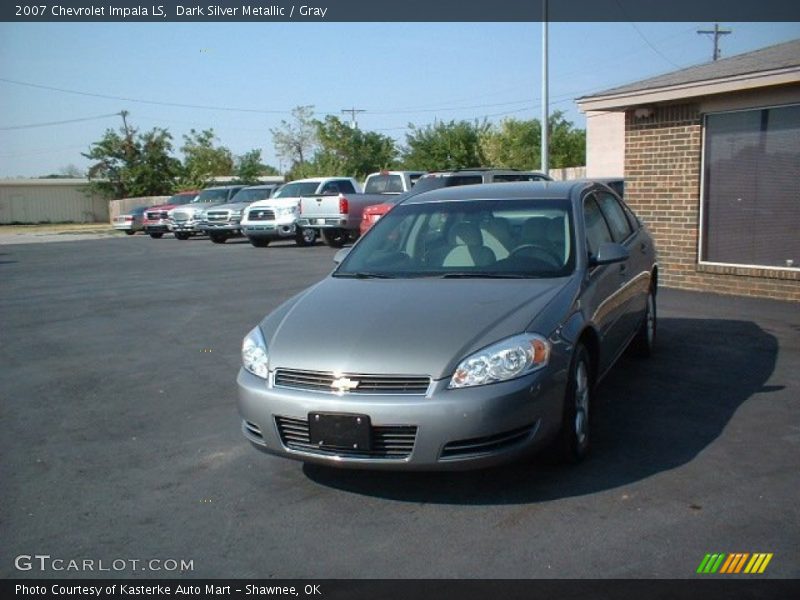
<box><xmin>3</xmin><ymin>0</ymin><xmax>800</xmax><ymax>22</ymax></box>
<box><xmin>6</xmin><ymin>579</ymin><xmax>800</xmax><ymax>600</ymax></box>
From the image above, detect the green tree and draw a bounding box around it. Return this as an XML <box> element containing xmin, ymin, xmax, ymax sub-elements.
<box><xmin>401</xmin><ymin>119</ymin><xmax>489</xmax><ymax>171</ymax></box>
<box><xmin>479</xmin><ymin>111</ymin><xmax>585</xmax><ymax>170</ymax></box>
<box><xmin>180</xmin><ymin>128</ymin><xmax>234</xmax><ymax>188</ymax></box>
<box><xmin>270</xmin><ymin>105</ymin><xmax>318</xmax><ymax>174</ymax></box>
<box><xmin>235</xmin><ymin>149</ymin><xmax>279</xmax><ymax>184</ymax></box>
<box><xmin>83</xmin><ymin>125</ymin><xmax>181</xmax><ymax>198</ymax></box>
<box><xmin>308</xmin><ymin>116</ymin><xmax>398</xmax><ymax>180</ymax></box>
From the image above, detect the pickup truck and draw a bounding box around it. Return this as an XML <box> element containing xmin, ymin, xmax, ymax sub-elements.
<box><xmin>295</xmin><ymin>171</ymin><xmax>422</xmax><ymax>247</ymax></box>
<box><xmin>142</xmin><ymin>191</ymin><xmax>199</xmax><ymax>238</ymax></box>
<box><xmin>170</xmin><ymin>185</ymin><xmax>247</xmax><ymax>240</ymax></box>
<box><xmin>241</xmin><ymin>177</ymin><xmax>361</xmax><ymax>248</ymax></box>
<box><xmin>359</xmin><ymin>168</ymin><xmax>553</xmax><ymax>235</ymax></box>
<box><xmin>201</xmin><ymin>184</ymin><xmax>278</xmax><ymax>244</ymax></box>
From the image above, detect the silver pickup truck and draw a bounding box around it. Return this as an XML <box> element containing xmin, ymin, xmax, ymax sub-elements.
<box><xmin>201</xmin><ymin>184</ymin><xmax>278</xmax><ymax>244</ymax></box>
<box><xmin>242</xmin><ymin>177</ymin><xmax>362</xmax><ymax>248</ymax></box>
<box><xmin>296</xmin><ymin>171</ymin><xmax>423</xmax><ymax>247</ymax></box>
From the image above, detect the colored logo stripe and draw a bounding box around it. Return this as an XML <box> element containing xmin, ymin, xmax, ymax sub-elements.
<box><xmin>697</xmin><ymin>553</ymin><xmax>773</xmax><ymax>574</ymax></box>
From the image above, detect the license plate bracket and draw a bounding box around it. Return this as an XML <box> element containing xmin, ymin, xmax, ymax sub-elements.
<box><xmin>308</xmin><ymin>413</ymin><xmax>371</xmax><ymax>451</ymax></box>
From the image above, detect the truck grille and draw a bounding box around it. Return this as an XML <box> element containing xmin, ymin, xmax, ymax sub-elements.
<box><xmin>146</xmin><ymin>210</ymin><xmax>167</xmax><ymax>220</ymax></box>
<box><xmin>172</xmin><ymin>211</ymin><xmax>191</xmax><ymax>221</ymax></box>
<box><xmin>273</xmin><ymin>369</ymin><xmax>431</xmax><ymax>395</ymax></box>
<box><xmin>249</xmin><ymin>209</ymin><xmax>275</xmax><ymax>221</ymax></box>
<box><xmin>205</xmin><ymin>210</ymin><xmax>229</xmax><ymax>223</ymax></box>
<box><xmin>275</xmin><ymin>416</ymin><xmax>417</xmax><ymax>459</ymax></box>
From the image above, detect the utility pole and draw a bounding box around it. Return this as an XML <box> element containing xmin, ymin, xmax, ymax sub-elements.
<box><xmin>119</xmin><ymin>110</ymin><xmax>134</xmax><ymax>160</ymax></box>
<box><xmin>540</xmin><ymin>0</ymin><xmax>549</xmax><ymax>175</ymax></box>
<box><xmin>697</xmin><ymin>23</ymin><xmax>732</xmax><ymax>61</ymax></box>
<box><xmin>341</xmin><ymin>107</ymin><xmax>365</xmax><ymax>129</ymax></box>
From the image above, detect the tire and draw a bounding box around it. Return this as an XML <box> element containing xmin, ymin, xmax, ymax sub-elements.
<box><xmin>556</xmin><ymin>344</ymin><xmax>593</xmax><ymax>464</ymax></box>
<box><xmin>148</xmin><ymin>232</ymin><xmax>164</xmax><ymax>239</ymax></box>
<box><xmin>124</xmin><ymin>230</ymin><xmax>136</xmax><ymax>236</ymax></box>
<box><xmin>322</xmin><ymin>228</ymin><xmax>349</xmax><ymax>248</ymax></box>
<box><xmin>209</xmin><ymin>233</ymin><xmax>228</xmax><ymax>244</ymax></box>
<box><xmin>295</xmin><ymin>227</ymin><xmax>317</xmax><ymax>247</ymax></box>
<box><xmin>174</xmin><ymin>232</ymin><xmax>191</xmax><ymax>241</ymax></box>
<box><xmin>630</xmin><ymin>288</ymin><xmax>656</xmax><ymax>358</ymax></box>
<box><xmin>249</xmin><ymin>237</ymin><xmax>270</xmax><ymax>248</ymax></box>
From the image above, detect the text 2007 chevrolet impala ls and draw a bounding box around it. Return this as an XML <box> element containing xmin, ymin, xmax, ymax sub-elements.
<box><xmin>237</xmin><ymin>180</ymin><xmax>657</xmax><ymax>470</ymax></box>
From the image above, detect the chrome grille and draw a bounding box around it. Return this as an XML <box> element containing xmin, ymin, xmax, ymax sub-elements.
<box><xmin>206</xmin><ymin>210</ymin><xmax>229</xmax><ymax>222</ymax></box>
<box><xmin>172</xmin><ymin>210</ymin><xmax>191</xmax><ymax>221</ymax></box>
<box><xmin>146</xmin><ymin>210</ymin><xmax>167</xmax><ymax>220</ymax></box>
<box><xmin>249</xmin><ymin>209</ymin><xmax>275</xmax><ymax>221</ymax></box>
<box><xmin>275</xmin><ymin>416</ymin><xmax>416</xmax><ymax>459</ymax></box>
<box><xmin>274</xmin><ymin>369</ymin><xmax>430</xmax><ymax>395</ymax></box>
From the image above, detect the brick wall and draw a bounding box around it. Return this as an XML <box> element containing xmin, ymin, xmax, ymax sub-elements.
<box><xmin>624</xmin><ymin>103</ymin><xmax>800</xmax><ymax>302</ymax></box>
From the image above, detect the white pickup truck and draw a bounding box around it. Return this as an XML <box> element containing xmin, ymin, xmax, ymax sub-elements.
<box><xmin>241</xmin><ymin>177</ymin><xmax>361</xmax><ymax>248</ymax></box>
<box><xmin>296</xmin><ymin>170</ymin><xmax>423</xmax><ymax>247</ymax></box>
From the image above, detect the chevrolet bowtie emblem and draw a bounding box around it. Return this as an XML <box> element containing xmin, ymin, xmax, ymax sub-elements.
<box><xmin>331</xmin><ymin>377</ymin><xmax>359</xmax><ymax>393</ymax></box>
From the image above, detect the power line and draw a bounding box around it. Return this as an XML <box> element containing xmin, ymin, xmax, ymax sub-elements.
<box><xmin>0</xmin><ymin>113</ymin><xmax>120</xmax><ymax>131</ymax></box>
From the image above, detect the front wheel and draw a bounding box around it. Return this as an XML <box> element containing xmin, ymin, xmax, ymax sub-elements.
<box><xmin>295</xmin><ymin>227</ymin><xmax>317</xmax><ymax>247</ymax></box>
<box><xmin>556</xmin><ymin>344</ymin><xmax>592</xmax><ymax>464</ymax></box>
<box><xmin>249</xmin><ymin>237</ymin><xmax>270</xmax><ymax>248</ymax></box>
<box><xmin>148</xmin><ymin>232</ymin><xmax>164</xmax><ymax>239</ymax></box>
<box><xmin>630</xmin><ymin>289</ymin><xmax>656</xmax><ymax>358</ymax></box>
<box><xmin>322</xmin><ymin>228</ymin><xmax>349</xmax><ymax>248</ymax></box>
<box><xmin>209</xmin><ymin>233</ymin><xmax>228</xmax><ymax>244</ymax></box>
<box><xmin>174</xmin><ymin>232</ymin><xmax>191</xmax><ymax>241</ymax></box>
<box><xmin>124</xmin><ymin>230</ymin><xmax>136</xmax><ymax>236</ymax></box>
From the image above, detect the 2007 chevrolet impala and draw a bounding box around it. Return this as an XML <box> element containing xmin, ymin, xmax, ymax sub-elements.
<box><xmin>237</xmin><ymin>180</ymin><xmax>657</xmax><ymax>470</ymax></box>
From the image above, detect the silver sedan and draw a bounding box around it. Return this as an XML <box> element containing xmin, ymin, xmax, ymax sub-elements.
<box><xmin>237</xmin><ymin>180</ymin><xmax>658</xmax><ymax>470</ymax></box>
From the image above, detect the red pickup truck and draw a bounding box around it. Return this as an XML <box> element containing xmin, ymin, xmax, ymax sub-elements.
<box><xmin>142</xmin><ymin>191</ymin><xmax>199</xmax><ymax>238</ymax></box>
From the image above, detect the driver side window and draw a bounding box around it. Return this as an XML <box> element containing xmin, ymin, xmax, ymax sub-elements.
<box><xmin>583</xmin><ymin>195</ymin><xmax>613</xmax><ymax>258</ymax></box>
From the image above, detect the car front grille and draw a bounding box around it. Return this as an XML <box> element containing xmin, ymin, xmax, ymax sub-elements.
<box><xmin>146</xmin><ymin>211</ymin><xmax>167</xmax><ymax>220</ymax></box>
<box><xmin>273</xmin><ymin>369</ymin><xmax>431</xmax><ymax>395</ymax></box>
<box><xmin>249</xmin><ymin>209</ymin><xmax>275</xmax><ymax>221</ymax></box>
<box><xmin>275</xmin><ymin>416</ymin><xmax>417</xmax><ymax>459</ymax></box>
<box><xmin>440</xmin><ymin>422</ymin><xmax>538</xmax><ymax>460</ymax></box>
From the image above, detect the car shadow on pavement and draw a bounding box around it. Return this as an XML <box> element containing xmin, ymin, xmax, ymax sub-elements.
<box><xmin>302</xmin><ymin>317</ymin><xmax>779</xmax><ymax>505</ymax></box>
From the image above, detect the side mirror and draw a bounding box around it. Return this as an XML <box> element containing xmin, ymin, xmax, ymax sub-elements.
<box><xmin>333</xmin><ymin>247</ymin><xmax>351</xmax><ymax>265</ymax></box>
<box><xmin>591</xmin><ymin>242</ymin><xmax>629</xmax><ymax>266</ymax></box>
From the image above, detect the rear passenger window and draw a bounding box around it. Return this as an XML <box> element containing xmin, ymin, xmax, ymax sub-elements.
<box><xmin>596</xmin><ymin>192</ymin><xmax>633</xmax><ymax>243</ymax></box>
<box><xmin>583</xmin><ymin>195</ymin><xmax>614</xmax><ymax>257</ymax></box>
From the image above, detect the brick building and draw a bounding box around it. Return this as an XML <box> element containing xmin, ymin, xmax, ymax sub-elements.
<box><xmin>577</xmin><ymin>39</ymin><xmax>800</xmax><ymax>301</ymax></box>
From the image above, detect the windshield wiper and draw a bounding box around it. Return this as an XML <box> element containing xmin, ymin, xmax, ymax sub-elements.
<box><xmin>440</xmin><ymin>272</ymin><xmax>535</xmax><ymax>279</ymax></box>
<box><xmin>335</xmin><ymin>271</ymin><xmax>396</xmax><ymax>279</ymax></box>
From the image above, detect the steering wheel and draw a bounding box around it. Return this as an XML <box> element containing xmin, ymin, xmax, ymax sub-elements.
<box><xmin>509</xmin><ymin>244</ymin><xmax>562</xmax><ymax>269</ymax></box>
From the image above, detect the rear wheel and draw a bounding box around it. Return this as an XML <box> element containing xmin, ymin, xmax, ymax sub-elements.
<box><xmin>209</xmin><ymin>233</ymin><xmax>228</xmax><ymax>244</ymax></box>
<box><xmin>174</xmin><ymin>232</ymin><xmax>191</xmax><ymax>240</ymax></box>
<box><xmin>249</xmin><ymin>237</ymin><xmax>270</xmax><ymax>248</ymax></box>
<box><xmin>124</xmin><ymin>230</ymin><xmax>136</xmax><ymax>236</ymax></box>
<box><xmin>322</xmin><ymin>228</ymin><xmax>349</xmax><ymax>248</ymax></box>
<box><xmin>556</xmin><ymin>344</ymin><xmax>592</xmax><ymax>464</ymax></box>
<box><xmin>148</xmin><ymin>232</ymin><xmax>163</xmax><ymax>239</ymax></box>
<box><xmin>631</xmin><ymin>288</ymin><xmax>656</xmax><ymax>358</ymax></box>
<box><xmin>295</xmin><ymin>227</ymin><xmax>317</xmax><ymax>247</ymax></box>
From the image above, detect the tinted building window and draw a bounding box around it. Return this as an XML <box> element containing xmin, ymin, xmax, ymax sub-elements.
<box><xmin>702</xmin><ymin>104</ymin><xmax>800</xmax><ymax>269</ymax></box>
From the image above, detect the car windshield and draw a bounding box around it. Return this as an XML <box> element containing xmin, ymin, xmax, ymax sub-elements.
<box><xmin>194</xmin><ymin>189</ymin><xmax>229</xmax><ymax>203</ymax></box>
<box><xmin>273</xmin><ymin>182</ymin><xmax>321</xmax><ymax>198</ymax></box>
<box><xmin>232</xmin><ymin>188</ymin><xmax>274</xmax><ymax>203</ymax></box>
<box><xmin>169</xmin><ymin>194</ymin><xmax>196</xmax><ymax>204</ymax></box>
<box><xmin>336</xmin><ymin>198</ymin><xmax>574</xmax><ymax>279</ymax></box>
<box><xmin>364</xmin><ymin>174</ymin><xmax>404</xmax><ymax>194</ymax></box>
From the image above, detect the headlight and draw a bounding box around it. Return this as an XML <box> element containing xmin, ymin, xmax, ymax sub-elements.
<box><xmin>449</xmin><ymin>333</ymin><xmax>550</xmax><ymax>389</ymax></box>
<box><xmin>195</xmin><ymin>210</ymin><xmax>206</xmax><ymax>220</ymax></box>
<box><xmin>276</xmin><ymin>205</ymin><xmax>297</xmax><ymax>217</ymax></box>
<box><xmin>242</xmin><ymin>326</ymin><xmax>268</xmax><ymax>379</ymax></box>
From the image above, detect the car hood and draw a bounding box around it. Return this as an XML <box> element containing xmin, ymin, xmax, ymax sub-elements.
<box><xmin>206</xmin><ymin>201</ymin><xmax>251</xmax><ymax>211</ymax></box>
<box><xmin>261</xmin><ymin>276</ymin><xmax>568</xmax><ymax>380</ymax></box>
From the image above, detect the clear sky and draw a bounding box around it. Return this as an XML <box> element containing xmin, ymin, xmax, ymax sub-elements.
<box><xmin>1</xmin><ymin>20</ymin><xmax>799</xmax><ymax>177</ymax></box>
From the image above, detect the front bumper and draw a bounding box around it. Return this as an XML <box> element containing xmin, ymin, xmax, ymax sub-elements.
<box><xmin>143</xmin><ymin>223</ymin><xmax>169</xmax><ymax>233</ymax></box>
<box><xmin>236</xmin><ymin>367</ymin><xmax>565</xmax><ymax>470</ymax></box>
<box><xmin>170</xmin><ymin>221</ymin><xmax>204</xmax><ymax>233</ymax></box>
<box><xmin>242</xmin><ymin>221</ymin><xmax>297</xmax><ymax>239</ymax></box>
<box><xmin>202</xmin><ymin>223</ymin><xmax>242</xmax><ymax>234</ymax></box>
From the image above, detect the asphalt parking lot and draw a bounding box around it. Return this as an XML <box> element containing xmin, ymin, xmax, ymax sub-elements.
<box><xmin>1</xmin><ymin>234</ymin><xmax>798</xmax><ymax>579</ymax></box>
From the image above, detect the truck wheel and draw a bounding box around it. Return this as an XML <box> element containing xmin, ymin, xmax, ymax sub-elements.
<box><xmin>209</xmin><ymin>233</ymin><xmax>228</xmax><ymax>244</ymax></box>
<box><xmin>249</xmin><ymin>237</ymin><xmax>270</xmax><ymax>248</ymax></box>
<box><xmin>322</xmin><ymin>228</ymin><xmax>349</xmax><ymax>248</ymax></box>
<box><xmin>174</xmin><ymin>232</ymin><xmax>190</xmax><ymax>241</ymax></box>
<box><xmin>124</xmin><ymin>230</ymin><xmax>136</xmax><ymax>236</ymax></box>
<box><xmin>149</xmin><ymin>232</ymin><xmax>164</xmax><ymax>239</ymax></box>
<box><xmin>295</xmin><ymin>227</ymin><xmax>317</xmax><ymax>247</ymax></box>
